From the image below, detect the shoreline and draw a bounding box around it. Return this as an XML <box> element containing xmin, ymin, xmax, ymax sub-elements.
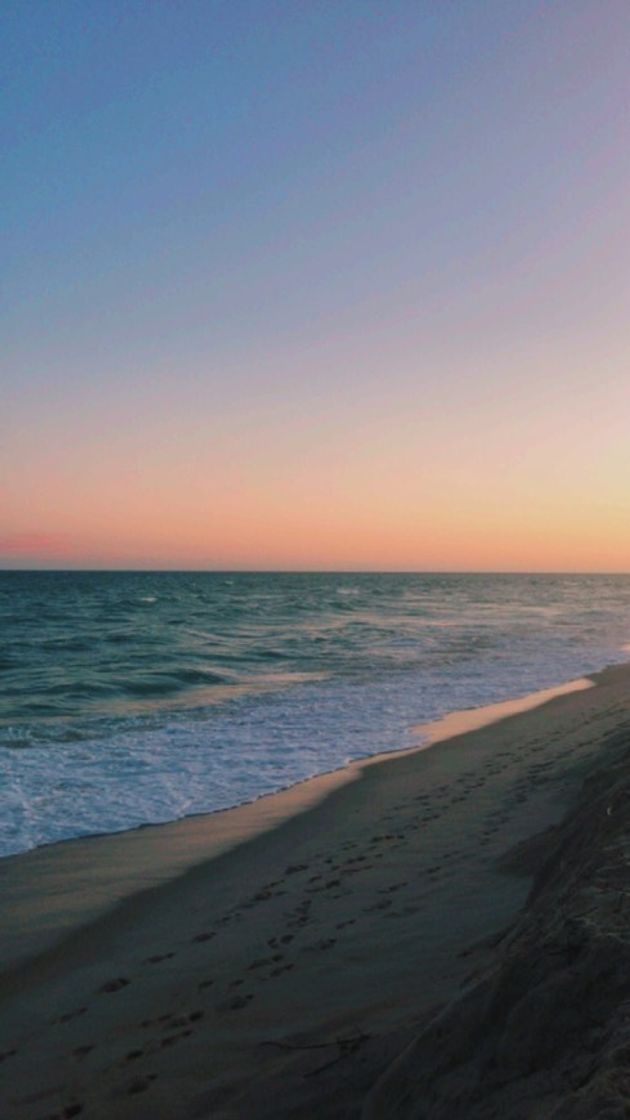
<box><xmin>2</xmin><ymin>663</ymin><xmax>629</xmax><ymax>1118</ymax></box>
<box><xmin>0</xmin><ymin>672</ymin><xmax>596</xmax><ymax>973</ymax></box>
<box><xmin>4</xmin><ymin>647</ymin><xmax>624</xmax><ymax>863</ymax></box>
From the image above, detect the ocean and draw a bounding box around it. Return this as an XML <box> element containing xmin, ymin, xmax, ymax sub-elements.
<box><xmin>1</xmin><ymin>571</ymin><xmax>630</xmax><ymax>858</ymax></box>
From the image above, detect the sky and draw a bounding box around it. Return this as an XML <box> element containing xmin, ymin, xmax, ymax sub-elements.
<box><xmin>2</xmin><ymin>0</ymin><xmax>630</xmax><ymax>571</ymax></box>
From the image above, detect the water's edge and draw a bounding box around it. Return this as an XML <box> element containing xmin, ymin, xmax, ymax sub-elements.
<box><xmin>4</xmin><ymin>571</ymin><xmax>630</xmax><ymax>857</ymax></box>
<box><xmin>1</xmin><ymin>669</ymin><xmax>599</xmax><ymax>866</ymax></box>
<box><xmin>0</xmin><ymin>665</ymin><xmax>617</xmax><ymax>977</ymax></box>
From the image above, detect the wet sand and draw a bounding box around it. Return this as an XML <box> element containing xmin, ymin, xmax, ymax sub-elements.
<box><xmin>1</xmin><ymin>665</ymin><xmax>629</xmax><ymax>1119</ymax></box>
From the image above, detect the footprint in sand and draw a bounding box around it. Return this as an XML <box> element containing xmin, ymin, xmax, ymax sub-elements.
<box><xmin>56</xmin><ymin>1007</ymin><xmax>87</xmax><ymax>1023</ymax></box>
<box><xmin>247</xmin><ymin>954</ymin><xmax>283</xmax><ymax>971</ymax></box>
<box><xmin>268</xmin><ymin>934</ymin><xmax>295</xmax><ymax>948</ymax></box>
<box><xmin>364</xmin><ymin>899</ymin><xmax>392</xmax><ymax>912</ymax></box>
<box><xmin>304</xmin><ymin>938</ymin><xmax>336</xmax><ymax>952</ymax></box>
<box><xmin>99</xmin><ymin>977</ymin><xmax>130</xmax><ymax>993</ymax></box>
<box><xmin>269</xmin><ymin>963</ymin><xmax>294</xmax><ymax>977</ymax></box>
<box><xmin>385</xmin><ymin>905</ymin><xmax>419</xmax><ymax>919</ymax></box>
<box><xmin>39</xmin><ymin>1105</ymin><xmax>84</xmax><ymax>1118</ymax></box>
<box><xmin>286</xmin><ymin>909</ymin><xmax>311</xmax><ymax>927</ymax></box>
<box><xmin>160</xmin><ymin>1030</ymin><xmax>192</xmax><ymax>1048</ymax></box>
<box><xmin>216</xmin><ymin>993</ymin><xmax>254</xmax><ymax>1012</ymax></box>
<box><xmin>127</xmin><ymin>1074</ymin><xmax>157</xmax><ymax>1095</ymax></box>
<box><xmin>165</xmin><ymin>1012</ymin><xmax>199</xmax><ymax>1025</ymax></box>
<box><xmin>215</xmin><ymin>913</ymin><xmax>237</xmax><ymax>927</ymax></box>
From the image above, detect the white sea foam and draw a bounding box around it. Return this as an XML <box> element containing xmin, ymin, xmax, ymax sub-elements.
<box><xmin>2</xmin><ymin>572</ymin><xmax>630</xmax><ymax>857</ymax></box>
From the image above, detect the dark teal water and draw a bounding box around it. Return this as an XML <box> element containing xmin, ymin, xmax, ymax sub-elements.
<box><xmin>2</xmin><ymin>571</ymin><xmax>630</xmax><ymax>856</ymax></box>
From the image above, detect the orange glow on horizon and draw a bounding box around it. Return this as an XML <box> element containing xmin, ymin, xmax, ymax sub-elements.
<box><xmin>4</xmin><ymin>478</ymin><xmax>630</xmax><ymax>573</ymax></box>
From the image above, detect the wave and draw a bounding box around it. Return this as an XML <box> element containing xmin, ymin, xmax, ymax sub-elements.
<box><xmin>2</xmin><ymin>571</ymin><xmax>630</xmax><ymax>856</ymax></box>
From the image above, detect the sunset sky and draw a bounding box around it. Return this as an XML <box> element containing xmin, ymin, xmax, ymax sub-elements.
<box><xmin>3</xmin><ymin>1</ymin><xmax>630</xmax><ymax>571</ymax></box>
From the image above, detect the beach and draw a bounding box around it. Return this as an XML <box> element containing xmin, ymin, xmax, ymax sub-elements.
<box><xmin>6</xmin><ymin>3</ymin><xmax>630</xmax><ymax>1115</ymax></box>
<box><xmin>2</xmin><ymin>664</ymin><xmax>630</xmax><ymax>1119</ymax></box>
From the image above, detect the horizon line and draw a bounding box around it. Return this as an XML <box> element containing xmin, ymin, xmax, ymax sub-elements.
<box><xmin>2</xmin><ymin>568</ymin><xmax>630</xmax><ymax>577</ymax></box>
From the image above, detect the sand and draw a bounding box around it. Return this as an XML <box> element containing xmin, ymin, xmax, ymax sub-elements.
<box><xmin>1</xmin><ymin>665</ymin><xmax>629</xmax><ymax>1119</ymax></box>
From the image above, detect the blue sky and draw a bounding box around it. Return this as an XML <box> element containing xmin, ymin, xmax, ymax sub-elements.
<box><xmin>3</xmin><ymin>1</ymin><xmax>630</xmax><ymax>569</ymax></box>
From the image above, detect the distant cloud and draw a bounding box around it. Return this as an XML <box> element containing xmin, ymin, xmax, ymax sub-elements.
<box><xmin>0</xmin><ymin>532</ymin><xmax>73</xmax><ymax>556</ymax></box>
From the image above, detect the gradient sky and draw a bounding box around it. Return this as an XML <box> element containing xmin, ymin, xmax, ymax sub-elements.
<box><xmin>3</xmin><ymin>1</ymin><xmax>630</xmax><ymax>571</ymax></box>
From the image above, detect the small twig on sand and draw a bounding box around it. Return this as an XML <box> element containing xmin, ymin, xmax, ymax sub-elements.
<box><xmin>304</xmin><ymin>1031</ymin><xmax>371</xmax><ymax>1078</ymax></box>
<box><xmin>260</xmin><ymin>1039</ymin><xmax>333</xmax><ymax>1052</ymax></box>
<box><xmin>260</xmin><ymin>1029</ymin><xmax>371</xmax><ymax>1077</ymax></box>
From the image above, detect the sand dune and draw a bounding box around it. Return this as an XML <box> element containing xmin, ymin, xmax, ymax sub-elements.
<box><xmin>365</xmin><ymin>710</ymin><xmax>630</xmax><ymax>1118</ymax></box>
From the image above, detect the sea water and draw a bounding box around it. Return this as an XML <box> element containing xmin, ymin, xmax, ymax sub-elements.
<box><xmin>1</xmin><ymin>571</ymin><xmax>630</xmax><ymax>857</ymax></box>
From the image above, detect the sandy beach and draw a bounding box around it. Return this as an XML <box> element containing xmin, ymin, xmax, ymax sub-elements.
<box><xmin>6</xmin><ymin>3</ymin><xmax>630</xmax><ymax>1115</ymax></box>
<box><xmin>2</xmin><ymin>664</ymin><xmax>630</xmax><ymax>1120</ymax></box>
